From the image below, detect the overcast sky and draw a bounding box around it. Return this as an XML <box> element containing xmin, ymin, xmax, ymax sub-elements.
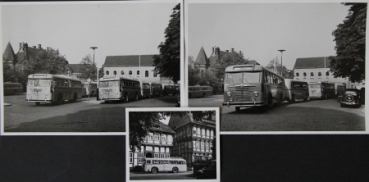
<box><xmin>188</xmin><ymin>2</ymin><xmax>351</xmax><ymax>70</ymax></box>
<box><xmin>1</xmin><ymin>1</ymin><xmax>178</xmax><ymax>68</ymax></box>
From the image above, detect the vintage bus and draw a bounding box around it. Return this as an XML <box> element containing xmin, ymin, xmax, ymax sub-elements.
<box><xmin>140</xmin><ymin>80</ymin><xmax>151</xmax><ymax>98</ymax></box>
<box><xmin>98</xmin><ymin>77</ymin><xmax>140</xmax><ymax>102</ymax></box>
<box><xmin>188</xmin><ymin>86</ymin><xmax>213</xmax><ymax>98</ymax></box>
<box><xmin>26</xmin><ymin>74</ymin><xmax>83</xmax><ymax>105</ymax></box>
<box><xmin>308</xmin><ymin>82</ymin><xmax>335</xmax><ymax>99</ymax></box>
<box><xmin>3</xmin><ymin>82</ymin><xmax>23</xmax><ymax>95</ymax></box>
<box><xmin>150</xmin><ymin>82</ymin><xmax>162</xmax><ymax>97</ymax></box>
<box><xmin>284</xmin><ymin>79</ymin><xmax>309</xmax><ymax>102</ymax></box>
<box><xmin>82</xmin><ymin>81</ymin><xmax>97</xmax><ymax>97</ymax></box>
<box><xmin>335</xmin><ymin>83</ymin><xmax>346</xmax><ymax>98</ymax></box>
<box><xmin>162</xmin><ymin>84</ymin><xmax>178</xmax><ymax>96</ymax></box>
<box><xmin>143</xmin><ymin>157</ymin><xmax>187</xmax><ymax>173</ymax></box>
<box><xmin>222</xmin><ymin>64</ymin><xmax>285</xmax><ymax>111</ymax></box>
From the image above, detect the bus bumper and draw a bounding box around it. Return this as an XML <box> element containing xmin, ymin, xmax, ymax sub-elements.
<box><xmin>25</xmin><ymin>99</ymin><xmax>52</xmax><ymax>103</ymax></box>
<box><xmin>222</xmin><ymin>101</ymin><xmax>264</xmax><ymax>107</ymax></box>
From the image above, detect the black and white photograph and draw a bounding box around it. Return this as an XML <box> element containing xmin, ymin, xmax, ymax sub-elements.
<box><xmin>186</xmin><ymin>1</ymin><xmax>366</xmax><ymax>132</ymax></box>
<box><xmin>1</xmin><ymin>1</ymin><xmax>182</xmax><ymax>133</ymax></box>
<box><xmin>126</xmin><ymin>107</ymin><xmax>220</xmax><ymax>181</ymax></box>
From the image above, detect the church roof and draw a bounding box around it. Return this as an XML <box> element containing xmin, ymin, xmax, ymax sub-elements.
<box><xmin>103</xmin><ymin>55</ymin><xmax>157</xmax><ymax>67</ymax></box>
<box><xmin>2</xmin><ymin>42</ymin><xmax>16</xmax><ymax>62</ymax></box>
<box><xmin>195</xmin><ymin>47</ymin><xmax>209</xmax><ymax>65</ymax></box>
<box><xmin>150</xmin><ymin>121</ymin><xmax>175</xmax><ymax>134</ymax></box>
<box><xmin>293</xmin><ymin>57</ymin><xmax>332</xmax><ymax>69</ymax></box>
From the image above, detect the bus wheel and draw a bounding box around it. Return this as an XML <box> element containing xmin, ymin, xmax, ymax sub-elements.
<box><xmin>172</xmin><ymin>167</ymin><xmax>178</xmax><ymax>173</ymax></box>
<box><xmin>57</xmin><ymin>95</ymin><xmax>64</xmax><ymax>105</ymax></box>
<box><xmin>72</xmin><ymin>93</ymin><xmax>77</xmax><ymax>102</ymax></box>
<box><xmin>267</xmin><ymin>95</ymin><xmax>273</xmax><ymax>108</ymax></box>
<box><xmin>304</xmin><ymin>95</ymin><xmax>308</xmax><ymax>102</ymax></box>
<box><xmin>135</xmin><ymin>93</ymin><xmax>139</xmax><ymax>101</ymax></box>
<box><xmin>235</xmin><ymin>107</ymin><xmax>240</xmax><ymax>112</ymax></box>
<box><xmin>35</xmin><ymin>102</ymin><xmax>40</xmax><ymax>106</ymax></box>
<box><xmin>125</xmin><ymin>94</ymin><xmax>129</xmax><ymax>102</ymax></box>
<box><xmin>203</xmin><ymin>93</ymin><xmax>206</xmax><ymax>98</ymax></box>
<box><xmin>324</xmin><ymin>94</ymin><xmax>328</xmax><ymax>100</ymax></box>
<box><xmin>291</xmin><ymin>95</ymin><xmax>295</xmax><ymax>103</ymax></box>
<box><xmin>340</xmin><ymin>103</ymin><xmax>344</xmax><ymax>107</ymax></box>
<box><xmin>151</xmin><ymin>167</ymin><xmax>158</xmax><ymax>174</ymax></box>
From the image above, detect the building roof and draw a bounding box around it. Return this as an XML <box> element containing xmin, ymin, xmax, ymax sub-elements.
<box><xmin>168</xmin><ymin>113</ymin><xmax>215</xmax><ymax>130</ymax></box>
<box><xmin>103</xmin><ymin>55</ymin><xmax>157</xmax><ymax>67</ymax></box>
<box><xmin>17</xmin><ymin>47</ymin><xmax>42</xmax><ymax>64</ymax></box>
<box><xmin>195</xmin><ymin>47</ymin><xmax>209</xmax><ymax>65</ymax></box>
<box><xmin>208</xmin><ymin>50</ymin><xmax>242</xmax><ymax>67</ymax></box>
<box><xmin>67</xmin><ymin>64</ymin><xmax>90</xmax><ymax>73</ymax></box>
<box><xmin>293</xmin><ymin>57</ymin><xmax>332</xmax><ymax>69</ymax></box>
<box><xmin>150</xmin><ymin>121</ymin><xmax>175</xmax><ymax>134</ymax></box>
<box><xmin>3</xmin><ymin>42</ymin><xmax>16</xmax><ymax>62</ymax></box>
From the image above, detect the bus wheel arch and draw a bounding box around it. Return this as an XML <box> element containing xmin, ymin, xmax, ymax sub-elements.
<box><xmin>35</xmin><ymin>102</ymin><xmax>40</xmax><ymax>106</ymax></box>
<box><xmin>172</xmin><ymin>167</ymin><xmax>179</xmax><ymax>173</ymax></box>
<box><xmin>151</xmin><ymin>167</ymin><xmax>158</xmax><ymax>173</ymax></box>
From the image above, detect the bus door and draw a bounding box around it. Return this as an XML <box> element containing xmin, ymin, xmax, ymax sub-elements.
<box><xmin>163</xmin><ymin>160</ymin><xmax>171</xmax><ymax>171</ymax></box>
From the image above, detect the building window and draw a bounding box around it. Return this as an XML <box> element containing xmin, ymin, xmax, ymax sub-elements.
<box><xmin>137</xmin><ymin>70</ymin><xmax>140</xmax><ymax>75</ymax></box>
<box><xmin>296</xmin><ymin>73</ymin><xmax>299</xmax><ymax>77</ymax></box>
<box><xmin>310</xmin><ymin>72</ymin><xmax>314</xmax><ymax>76</ymax></box>
<box><xmin>145</xmin><ymin>70</ymin><xmax>149</xmax><ymax>77</ymax></box>
<box><xmin>318</xmin><ymin>72</ymin><xmax>321</xmax><ymax>76</ymax></box>
<box><xmin>160</xmin><ymin>153</ymin><xmax>164</xmax><ymax>158</ymax></box>
<box><xmin>326</xmin><ymin>71</ymin><xmax>329</xmax><ymax>76</ymax></box>
<box><xmin>138</xmin><ymin>153</ymin><xmax>143</xmax><ymax>163</ymax></box>
<box><xmin>113</xmin><ymin>70</ymin><xmax>117</xmax><ymax>75</ymax></box>
<box><xmin>187</xmin><ymin>127</ymin><xmax>191</xmax><ymax>136</ymax></box>
<box><xmin>161</xmin><ymin>135</ymin><xmax>166</xmax><ymax>143</ymax></box>
<box><xmin>303</xmin><ymin>72</ymin><xmax>306</xmax><ymax>77</ymax></box>
<box><xmin>193</xmin><ymin>127</ymin><xmax>196</xmax><ymax>136</ymax></box>
<box><xmin>154</xmin><ymin>153</ymin><xmax>159</xmax><ymax>158</ymax></box>
<box><xmin>154</xmin><ymin>134</ymin><xmax>159</xmax><ymax>141</ymax></box>
<box><xmin>130</xmin><ymin>152</ymin><xmax>133</xmax><ymax>163</ymax></box>
<box><xmin>201</xmin><ymin>141</ymin><xmax>204</xmax><ymax>151</ymax></box>
<box><xmin>121</xmin><ymin>70</ymin><xmax>124</xmax><ymax>75</ymax></box>
<box><xmin>129</xmin><ymin>70</ymin><xmax>132</xmax><ymax>75</ymax></box>
<box><xmin>106</xmin><ymin>71</ymin><xmax>109</xmax><ymax>75</ymax></box>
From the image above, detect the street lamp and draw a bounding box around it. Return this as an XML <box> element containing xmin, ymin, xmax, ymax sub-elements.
<box><xmin>90</xmin><ymin>46</ymin><xmax>98</xmax><ymax>81</ymax></box>
<box><xmin>278</xmin><ymin>49</ymin><xmax>286</xmax><ymax>76</ymax></box>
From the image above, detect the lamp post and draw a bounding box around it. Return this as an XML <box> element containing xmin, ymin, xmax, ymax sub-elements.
<box><xmin>90</xmin><ymin>46</ymin><xmax>98</xmax><ymax>81</ymax></box>
<box><xmin>278</xmin><ymin>49</ymin><xmax>285</xmax><ymax>77</ymax></box>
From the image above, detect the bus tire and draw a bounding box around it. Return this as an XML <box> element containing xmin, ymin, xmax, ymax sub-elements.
<box><xmin>267</xmin><ymin>95</ymin><xmax>273</xmax><ymax>108</ymax></box>
<box><xmin>304</xmin><ymin>94</ymin><xmax>308</xmax><ymax>102</ymax></box>
<box><xmin>323</xmin><ymin>94</ymin><xmax>327</xmax><ymax>100</ymax></box>
<box><xmin>291</xmin><ymin>95</ymin><xmax>296</xmax><ymax>103</ymax></box>
<box><xmin>172</xmin><ymin>167</ymin><xmax>179</xmax><ymax>173</ymax></box>
<box><xmin>72</xmin><ymin>93</ymin><xmax>77</xmax><ymax>102</ymax></box>
<box><xmin>235</xmin><ymin>107</ymin><xmax>240</xmax><ymax>112</ymax></box>
<box><xmin>35</xmin><ymin>102</ymin><xmax>40</xmax><ymax>106</ymax></box>
<box><xmin>203</xmin><ymin>93</ymin><xmax>206</xmax><ymax>98</ymax></box>
<box><xmin>135</xmin><ymin>93</ymin><xmax>139</xmax><ymax>101</ymax></box>
<box><xmin>125</xmin><ymin>93</ymin><xmax>129</xmax><ymax>102</ymax></box>
<box><xmin>340</xmin><ymin>103</ymin><xmax>344</xmax><ymax>107</ymax></box>
<box><xmin>57</xmin><ymin>94</ymin><xmax>64</xmax><ymax>105</ymax></box>
<box><xmin>151</xmin><ymin>167</ymin><xmax>158</xmax><ymax>174</ymax></box>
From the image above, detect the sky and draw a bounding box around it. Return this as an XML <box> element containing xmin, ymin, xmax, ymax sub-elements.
<box><xmin>1</xmin><ymin>1</ymin><xmax>178</xmax><ymax>68</ymax></box>
<box><xmin>188</xmin><ymin>3</ymin><xmax>351</xmax><ymax>70</ymax></box>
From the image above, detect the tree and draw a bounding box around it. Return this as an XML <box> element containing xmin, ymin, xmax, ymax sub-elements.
<box><xmin>32</xmin><ymin>47</ymin><xmax>69</xmax><ymax>74</ymax></box>
<box><xmin>265</xmin><ymin>57</ymin><xmax>294</xmax><ymax>79</ymax></box>
<box><xmin>330</xmin><ymin>3</ymin><xmax>366</xmax><ymax>83</ymax></box>
<box><xmin>212</xmin><ymin>53</ymin><xmax>247</xmax><ymax>81</ymax></box>
<box><xmin>3</xmin><ymin>64</ymin><xmax>16</xmax><ymax>82</ymax></box>
<box><xmin>153</xmin><ymin>3</ymin><xmax>180</xmax><ymax>83</ymax></box>
<box><xmin>129</xmin><ymin>111</ymin><xmax>216</xmax><ymax>151</ymax></box>
<box><xmin>79</xmin><ymin>54</ymin><xmax>97</xmax><ymax>80</ymax></box>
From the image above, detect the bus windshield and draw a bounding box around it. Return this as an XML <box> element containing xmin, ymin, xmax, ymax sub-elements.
<box><xmin>225</xmin><ymin>72</ymin><xmax>261</xmax><ymax>84</ymax></box>
<box><xmin>309</xmin><ymin>84</ymin><xmax>321</xmax><ymax>89</ymax></box>
<box><xmin>99</xmin><ymin>81</ymin><xmax>119</xmax><ymax>88</ymax></box>
<box><xmin>28</xmin><ymin>79</ymin><xmax>51</xmax><ymax>87</ymax></box>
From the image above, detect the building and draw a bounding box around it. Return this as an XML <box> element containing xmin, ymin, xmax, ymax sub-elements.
<box><xmin>293</xmin><ymin>56</ymin><xmax>359</xmax><ymax>88</ymax></box>
<box><xmin>168</xmin><ymin>113</ymin><xmax>215</xmax><ymax>168</ymax></box>
<box><xmin>129</xmin><ymin>121</ymin><xmax>175</xmax><ymax>168</ymax></box>
<box><xmin>102</xmin><ymin>55</ymin><xmax>174</xmax><ymax>84</ymax></box>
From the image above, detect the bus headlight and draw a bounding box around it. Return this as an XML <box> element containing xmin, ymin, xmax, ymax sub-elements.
<box><xmin>253</xmin><ymin>91</ymin><xmax>259</xmax><ymax>97</ymax></box>
<box><xmin>227</xmin><ymin>92</ymin><xmax>232</xmax><ymax>97</ymax></box>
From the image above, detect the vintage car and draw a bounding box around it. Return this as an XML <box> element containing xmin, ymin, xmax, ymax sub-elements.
<box><xmin>196</xmin><ymin>160</ymin><xmax>216</xmax><ymax>179</ymax></box>
<box><xmin>340</xmin><ymin>89</ymin><xmax>362</xmax><ymax>107</ymax></box>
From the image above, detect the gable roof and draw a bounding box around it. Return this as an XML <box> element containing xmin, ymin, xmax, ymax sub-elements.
<box><xmin>195</xmin><ymin>47</ymin><xmax>209</xmax><ymax>65</ymax></box>
<box><xmin>16</xmin><ymin>47</ymin><xmax>42</xmax><ymax>64</ymax></box>
<box><xmin>67</xmin><ymin>64</ymin><xmax>89</xmax><ymax>73</ymax></box>
<box><xmin>3</xmin><ymin>42</ymin><xmax>16</xmax><ymax>62</ymax></box>
<box><xmin>293</xmin><ymin>57</ymin><xmax>332</xmax><ymax>69</ymax></box>
<box><xmin>103</xmin><ymin>55</ymin><xmax>157</xmax><ymax>67</ymax></box>
<box><xmin>168</xmin><ymin>113</ymin><xmax>215</xmax><ymax>130</ymax></box>
<box><xmin>208</xmin><ymin>50</ymin><xmax>242</xmax><ymax>67</ymax></box>
<box><xmin>150</xmin><ymin>121</ymin><xmax>175</xmax><ymax>134</ymax></box>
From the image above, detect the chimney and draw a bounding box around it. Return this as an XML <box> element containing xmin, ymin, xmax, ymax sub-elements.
<box><xmin>38</xmin><ymin>44</ymin><xmax>41</xmax><ymax>49</ymax></box>
<box><xmin>231</xmin><ymin>48</ymin><xmax>234</xmax><ymax>53</ymax></box>
<box><xmin>23</xmin><ymin>43</ymin><xmax>29</xmax><ymax>59</ymax></box>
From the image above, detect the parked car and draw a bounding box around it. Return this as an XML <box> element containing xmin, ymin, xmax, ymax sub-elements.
<box><xmin>196</xmin><ymin>160</ymin><xmax>216</xmax><ymax>179</ymax></box>
<box><xmin>340</xmin><ymin>89</ymin><xmax>362</xmax><ymax>108</ymax></box>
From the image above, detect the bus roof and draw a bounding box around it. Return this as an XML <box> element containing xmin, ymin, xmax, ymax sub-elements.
<box><xmin>28</xmin><ymin>74</ymin><xmax>81</xmax><ymax>82</ymax></box>
<box><xmin>99</xmin><ymin>76</ymin><xmax>139</xmax><ymax>82</ymax></box>
<box><xmin>225</xmin><ymin>64</ymin><xmax>284</xmax><ymax>77</ymax></box>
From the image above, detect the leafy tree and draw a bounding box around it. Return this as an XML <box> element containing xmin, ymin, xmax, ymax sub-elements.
<box><xmin>212</xmin><ymin>53</ymin><xmax>247</xmax><ymax>81</ymax></box>
<box><xmin>265</xmin><ymin>57</ymin><xmax>294</xmax><ymax>79</ymax></box>
<box><xmin>3</xmin><ymin>64</ymin><xmax>16</xmax><ymax>82</ymax></box>
<box><xmin>330</xmin><ymin>3</ymin><xmax>366</xmax><ymax>82</ymax></box>
<box><xmin>32</xmin><ymin>47</ymin><xmax>69</xmax><ymax>74</ymax></box>
<box><xmin>79</xmin><ymin>54</ymin><xmax>97</xmax><ymax>80</ymax></box>
<box><xmin>129</xmin><ymin>111</ymin><xmax>216</xmax><ymax>151</ymax></box>
<box><xmin>153</xmin><ymin>3</ymin><xmax>180</xmax><ymax>83</ymax></box>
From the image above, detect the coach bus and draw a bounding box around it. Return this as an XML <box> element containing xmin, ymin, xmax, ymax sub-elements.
<box><xmin>162</xmin><ymin>84</ymin><xmax>179</xmax><ymax>96</ymax></box>
<box><xmin>284</xmin><ymin>79</ymin><xmax>309</xmax><ymax>102</ymax></box>
<box><xmin>188</xmin><ymin>85</ymin><xmax>213</xmax><ymax>98</ymax></box>
<box><xmin>150</xmin><ymin>82</ymin><xmax>162</xmax><ymax>97</ymax></box>
<box><xmin>308</xmin><ymin>82</ymin><xmax>335</xmax><ymax>99</ymax></box>
<box><xmin>26</xmin><ymin>74</ymin><xmax>83</xmax><ymax>105</ymax></box>
<box><xmin>140</xmin><ymin>81</ymin><xmax>151</xmax><ymax>98</ymax></box>
<box><xmin>222</xmin><ymin>63</ymin><xmax>285</xmax><ymax>111</ymax></box>
<box><xmin>143</xmin><ymin>157</ymin><xmax>187</xmax><ymax>173</ymax></box>
<box><xmin>98</xmin><ymin>77</ymin><xmax>140</xmax><ymax>102</ymax></box>
<box><xmin>82</xmin><ymin>81</ymin><xmax>97</xmax><ymax>97</ymax></box>
<box><xmin>4</xmin><ymin>82</ymin><xmax>23</xmax><ymax>95</ymax></box>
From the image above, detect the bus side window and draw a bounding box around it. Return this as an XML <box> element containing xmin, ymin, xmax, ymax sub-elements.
<box><xmin>169</xmin><ymin>160</ymin><xmax>174</xmax><ymax>164</ymax></box>
<box><xmin>146</xmin><ymin>160</ymin><xmax>151</xmax><ymax>164</ymax></box>
<box><xmin>173</xmin><ymin>160</ymin><xmax>178</xmax><ymax>164</ymax></box>
<box><xmin>153</xmin><ymin>160</ymin><xmax>158</xmax><ymax>164</ymax></box>
<box><xmin>178</xmin><ymin>161</ymin><xmax>183</xmax><ymax>164</ymax></box>
<box><xmin>159</xmin><ymin>160</ymin><xmax>164</xmax><ymax>164</ymax></box>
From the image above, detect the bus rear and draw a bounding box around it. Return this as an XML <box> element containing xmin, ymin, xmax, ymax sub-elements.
<box><xmin>141</xmin><ymin>81</ymin><xmax>151</xmax><ymax>98</ymax></box>
<box><xmin>308</xmin><ymin>83</ymin><xmax>322</xmax><ymax>99</ymax></box>
<box><xmin>26</xmin><ymin>74</ymin><xmax>53</xmax><ymax>103</ymax></box>
<box><xmin>98</xmin><ymin>78</ymin><xmax>122</xmax><ymax>101</ymax></box>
